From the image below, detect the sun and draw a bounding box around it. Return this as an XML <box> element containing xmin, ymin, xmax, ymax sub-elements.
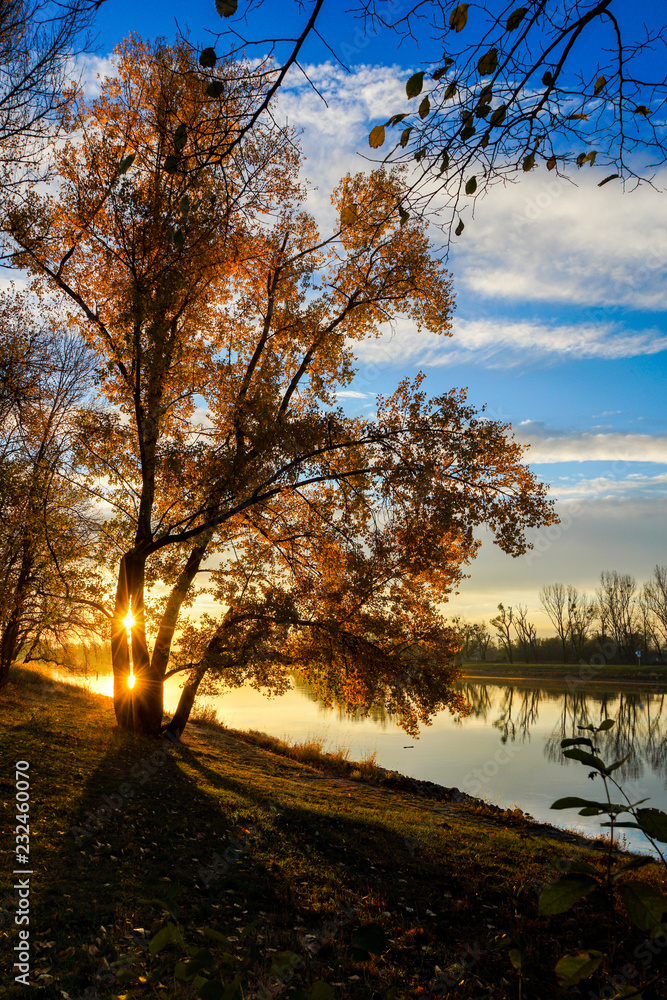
<box><xmin>127</xmin><ymin>673</ymin><xmax>136</xmax><ymax>689</ymax></box>
<box><xmin>123</xmin><ymin>610</ymin><xmax>135</xmax><ymax>631</ymax></box>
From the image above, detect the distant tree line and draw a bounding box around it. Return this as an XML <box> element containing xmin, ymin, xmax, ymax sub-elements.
<box><xmin>454</xmin><ymin>567</ymin><xmax>667</xmax><ymax>665</ymax></box>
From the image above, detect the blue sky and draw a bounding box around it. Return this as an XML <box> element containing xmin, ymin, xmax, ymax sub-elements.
<box><xmin>84</xmin><ymin>2</ymin><xmax>667</xmax><ymax>627</ymax></box>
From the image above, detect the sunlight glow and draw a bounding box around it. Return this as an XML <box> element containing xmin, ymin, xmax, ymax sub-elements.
<box><xmin>128</xmin><ymin>673</ymin><xmax>136</xmax><ymax>689</ymax></box>
<box><xmin>123</xmin><ymin>610</ymin><xmax>135</xmax><ymax>632</ymax></box>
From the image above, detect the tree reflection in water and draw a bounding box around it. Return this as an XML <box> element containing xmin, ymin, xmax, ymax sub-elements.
<box><xmin>458</xmin><ymin>681</ymin><xmax>667</xmax><ymax>784</ymax></box>
<box><xmin>291</xmin><ymin>671</ymin><xmax>667</xmax><ymax>785</ymax></box>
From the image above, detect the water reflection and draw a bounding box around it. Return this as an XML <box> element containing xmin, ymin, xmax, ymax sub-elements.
<box><xmin>457</xmin><ymin>682</ymin><xmax>667</xmax><ymax>786</ymax></box>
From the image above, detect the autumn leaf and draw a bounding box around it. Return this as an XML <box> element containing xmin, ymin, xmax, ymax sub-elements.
<box><xmin>369</xmin><ymin>125</ymin><xmax>385</xmax><ymax>148</ymax></box>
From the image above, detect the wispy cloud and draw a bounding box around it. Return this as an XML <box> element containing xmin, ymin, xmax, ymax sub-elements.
<box><xmin>347</xmin><ymin>315</ymin><xmax>667</xmax><ymax>372</ymax></box>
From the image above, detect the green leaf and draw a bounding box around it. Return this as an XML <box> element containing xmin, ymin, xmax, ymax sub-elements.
<box><xmin>506</xmin><ymin>7</ymin><xmax>527</xmax><ymax>31</ymax></box>
<box><xmin>444</xmin><ymin>80</ymin><xmax>457</xmax><ymax>99</ymax></box>
<box><xmin>118</xmin><ymin>153</ymin><xmax>136</xmax><ymax>175</ymax></box>
<box><xmin>522</xmin><ymin>152</ymin><xmax>535</xmax><ymax>171</ymax></box>
<box><xmin>480</xmin><ymin>131</ymin><xmax>490</xmax><ymax>148</ymax></box>
<box><xmin>270</xmin><ymin>951</ymin><xmax>301</xmax><ymax>974</ymax></box>
<box><xmin>399</xmin><ymin>208</ymin><xmax>409</xmax><ymax>226</ymax></box>
<box><xmin>206</xmin><ymin>80</ymin><xmax>225</xmax><ymax>98</ymax></box>
<box><xmin>538</xmin><ymin>875</ymin><xmax>599</xmax><ymax>915</ymax></box>
<box><xmin>549</xmin><ymin>795</ymin><xmax>599</xmax><ymax>809</ymax></box>
<box><xmin>489</xmin><ymin>104</ymin><xmax>507</xmax><ymax>127</ymax></box>
<box><xmin>617</xmin><ymin>881</ymin><xmax>667</xmax><ymax>934</ymax></box>
<box><xmin>175</xmin><ymin>949</ymin><xmax>216</xmax><ymax>981</ymax></box>
<box><xmin>308</xmin><ymin>983</ymin><xmax>335</xmax><ymax>1000</ymax></box>
<box><xmin>542</xmin><ymin>71</ymin><xmax>554</xmax><ymax>86</ymax></box>
<box><xmin>547</xmin><ymin>155</ymin><xmax>557</xmax><ymax>170</ymax></box>
<box><xmin>199</xmin><ymin>47</ymin><xmax>217</xmax><ymax>68</ymax></box>
<box><xmin>508</xmin><ymin>946</ymin><xmax>524</xmax><ymax>971</ymax></box>
<box><xmin>149</xmin><ymin>923</ymin><xmax>179</xmax><ymax>956</ymax></box>
<box><xmin>461</xmin><ymin>123</ymin><xmax>475</xmax><ymax>140</ymax></box>
<box><xmin>369</xmin><ymin>125</ymin><xmax>386</xmax><ymax>148</ymax></box>
<box><xmin>560</xmin><ymin>737</ymin><xmax>594</xmax><ymax>749</ymax></box>
<box><xmin>455</xmin><ymin>219</ymin><xmax>464</xmax><ymax>236</ymax></box>
<box><xmin>612</xmin><ymin>857</ymin><xmax>656</xmax><ymax>881</ymax></box>
<box><xmin>351</xmin><ymin>923</ymin><xmax>386</xmax><ymax>957</ymax></box>
<box><xmin>215</xmin><ymin>0</ymin><xmax>238</xmax><ymax>16</ymax></box>
<box><xmin>598</xmin><ymin>719</ymin><xmax>615</xmax><ymax>731</ymax></box>
<box><xmin>465</xmin><ymin>175</ymin><xmax>477</xmax><ymax>195</ymax></box>
<box><xmin>594</xmin><ymin>75</ymin><xmax>606</xmax><ymax>95</ymax></box>
<box><xmin>477</xmin><ymin>48</ymin><xmax>498</xmax><ymax>76</ymax></box>
<box><xmin>606</xmin><ymin>750</ymin><xmax>632</xmax><ymax>772</ymax></box>
<box><xmin>598</xmin><ymin>173</ymin><xmax>620</xmax><ymax>186</ymax></box>
<box><xmin>636</xmin><ymin>808</ymin><xmax>667</xmax><ymax>843</ymax></box>
<box><xmin>449</xmin><ymin>3</ymin><xmax>469</xmax><ymax>32</ymax></box>
<box><xmin>555</xmin><ymin>950</ymin><xmax>604</xmax><ymax>987</ymax></box>
<box><xmin>173</xmin><ymin>227</ymin><xmax>185</xmax><ymax>248</ymax></box>
<box><xmin>563</xmin><ymin>748</ymin><xmax>608</xmax><ymax>772</ymax></box>
<box><xmin>179</xmin><ymin>195</ymin><xmax>190</xmax><ymax>215</ymax></box>
<box><xmin>199</xmin><ymin>978</ymin><xmax>226</xmax><ymax>1000</ymax></box>
<box><xmin>406</xmin><ymin>72</ymin><xmax>425</xmax><ymax>99</ymax></box>
<box><xmin>399</xmin><ymin>127</ymin><xmax>412</xmax><ymax>147</ymax></box>
<box><xmin>418</xmin><ymin>96</ymin><xmax>430</xmax><ymax>119</ymax></box>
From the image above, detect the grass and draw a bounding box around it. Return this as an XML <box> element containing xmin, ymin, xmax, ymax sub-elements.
<box><xmin>1</xmin><ymin>669</ymin><xmax>667</xmax><ymax>1000</ymax></box>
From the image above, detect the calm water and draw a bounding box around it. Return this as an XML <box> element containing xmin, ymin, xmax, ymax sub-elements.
<box><xmin>61</xmin><ymin>669</ymin><xmax>667</xmax><ymax>854</ymax></box>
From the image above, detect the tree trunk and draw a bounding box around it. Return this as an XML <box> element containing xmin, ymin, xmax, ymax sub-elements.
<box><xmin>0</xmin><ymin>542</ymin><xmax>34</xmax><ymax>690</ymax></box>
<box><xmin>163</xmin><ymin>660</ymin><xmax>210</xmax><ymax>741</ymax></box>
<box><xmin>112</xmin><ymin>552</ymin><xmax>163</xmax><ymax>734</ymax></box>
<box><xmin>163</xmin><ymin>606</ymin><xmax>240</xmax><ymax>740</ymax></box>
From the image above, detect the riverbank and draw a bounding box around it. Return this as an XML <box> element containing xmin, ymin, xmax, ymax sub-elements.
<box><xmin>2</xmin><ymin>667</ymin><xmax>666</xmax><ymax>999</ymax></box>
<box><xmin>459</xmin><ymin>661</ymin><xmax>667</xmax><ymax>687</ymax></box>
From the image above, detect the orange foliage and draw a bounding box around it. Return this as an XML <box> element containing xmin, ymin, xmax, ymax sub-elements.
<box><xmin>4</xmin><ymin>37</ymin><xmax>556</xmax><ymax>735</ymax></box>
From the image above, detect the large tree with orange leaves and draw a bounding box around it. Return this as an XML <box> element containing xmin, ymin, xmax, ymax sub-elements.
<box><xmin>5</xmin><ymin>37</ymin><xmax>556</xmax><ymax>737</ymax></box>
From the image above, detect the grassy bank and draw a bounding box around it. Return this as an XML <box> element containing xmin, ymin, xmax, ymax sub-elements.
<box><xmin>1</xmin><ymin>667</ymin><xmax>666</xmax><ymax>999</ymax></box>
<box><xmin>460</xmin><ymin>661</ymin><xmax>667</xmax><ymax>686</ymax></box>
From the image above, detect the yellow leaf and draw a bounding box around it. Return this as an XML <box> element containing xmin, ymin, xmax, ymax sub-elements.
<box><xmin>369</xmin><ymin>125</ymin><xmax>385</xmax><ymax>148</ymax></box>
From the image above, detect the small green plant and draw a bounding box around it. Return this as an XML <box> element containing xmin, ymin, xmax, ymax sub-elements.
<box><xmin>538</xmin><ymin>718</ymin><xmax>667</xmax><ymax>994</ymax></box>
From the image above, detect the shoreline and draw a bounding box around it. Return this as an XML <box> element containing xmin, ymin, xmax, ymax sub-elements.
<box><xmin>459</xmin><ymin>663</ymin><xmax>667</xmax><ymax>688</ymax></box>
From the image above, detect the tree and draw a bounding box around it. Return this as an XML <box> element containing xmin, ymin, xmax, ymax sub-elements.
<box><xmin>0</xmin><ymin>300</ymin><xmax>104</xmax><ymax>687</ymax></box>
<box><xmin>642</xmin><ymin>566</ymin><xmax>667</xmax><ymax>661</ymax></box>
<box><xmin>361</xmin><ymin>1</ymin><xmax>667</xmax><ymax>235</ymax></box>
<box><xmin>0</xmin><ymin>0</ymin><xmax>104</xmax><ymax>192</ymax></box>
<box><xmin>490</xmin><ymin>602</ymin><xmax>514</xmax><ymax>663</ymax></box>
<box><xmin>5</xmin><ymin>37</ymin><xmax>555</xmax><ymax>736</ymax></box>
<box><xmin>512</xmin><ymin>603</ymin><xmax>538</xmax><ymax>662</ymax></box>
<box><xmin>566</xmin><ymin>585</ymin><xmax>596</xmax><ymax>662</ymax></box>
<box><xmin>539</xmin><ymin>582</ymin><xmax>569</xmax><ymax>661</ymax></box>
<box><xmin>596</xmin><ymin>570</ymin><xmax>639</xmax><ymax>663</ymax></box>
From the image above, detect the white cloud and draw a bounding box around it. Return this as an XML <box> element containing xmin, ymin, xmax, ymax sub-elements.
<box><xmin>346</xmin><ymin>314</ymin><xmax>667</xmax><ymax>373</ymax></box>
<box><xmin>515</xmin><ymin>424</ymin><xmax>667</xmax><ymax>464</ymax></box>
<box><xmin>335</xmin><ymin>390</ymin><xmax>371</xmax><ymax>398</ymax></box>
<box><xmin>75</xmin><ymin>54</ymin><xmax>118</xmax><ymax>99</ymax></box>
<box><xmin>453</xmin><ymin>168</ymin><xmax>667</xmax><ymax>310</ymax></box>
